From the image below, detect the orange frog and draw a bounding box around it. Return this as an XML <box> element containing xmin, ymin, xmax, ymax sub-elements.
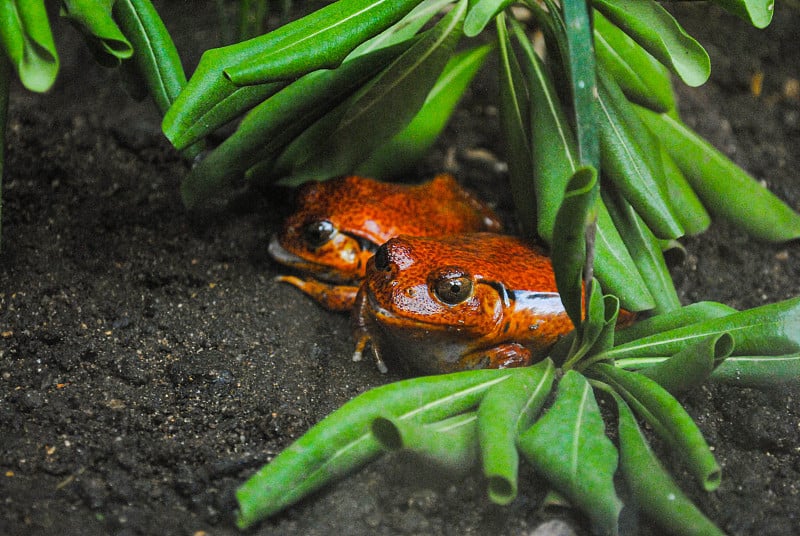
<box><xmin>352</xmin><ymin>233</ymin><xmax>574</xmax><ymax>374</ymax></box>
<box><xmin>268</xmin><ymin>174</ymin><xmax>502</xmax><ymax>311</ymax></box>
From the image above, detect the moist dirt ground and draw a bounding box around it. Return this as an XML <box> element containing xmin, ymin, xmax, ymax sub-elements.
<box><xmin>1</xmin><ymin>3</ymin><xmax>799</xmax><ymax>535</ymax></box>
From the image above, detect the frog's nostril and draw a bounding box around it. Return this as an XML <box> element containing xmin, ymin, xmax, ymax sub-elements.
<box><xmin>374</xmin><ymin>244</ymin><xmax>391</xmax><ymax>272</ymax></box>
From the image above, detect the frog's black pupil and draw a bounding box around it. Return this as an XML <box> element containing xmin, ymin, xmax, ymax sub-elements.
<box><xmin>374</xmin><ymin>244</ymin><xmax>391</xmax><ymax>272</ymax></box>
<box><xmin>303</xmin><ymin>220</ymin><xmax>334</xmax><ymax>249</ymax></box>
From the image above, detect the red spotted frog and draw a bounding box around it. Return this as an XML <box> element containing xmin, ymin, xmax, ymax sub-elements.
<box><xmin>268</xmin><ymin>175</ymin><xmax>503</xmax><ymax>311</ymax></box>
<box><xmin>352</xmin><ymin>233</ymin><xmax>574</xmax><ymax>374</ymax></box>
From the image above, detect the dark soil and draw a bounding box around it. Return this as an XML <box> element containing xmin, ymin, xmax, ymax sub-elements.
<box><xmin>1</xmin><ymin>3</ymin><xmax>799</xmax><ymax>536</ymax></box>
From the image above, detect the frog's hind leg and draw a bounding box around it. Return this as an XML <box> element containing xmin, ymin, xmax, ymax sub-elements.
<box><xmin>458</xmin><ymin>343</ymin><xmax>532</xmax><ymax>370</ymax></box>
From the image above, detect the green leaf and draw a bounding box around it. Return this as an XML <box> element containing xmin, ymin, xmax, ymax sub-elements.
<box><xmin>597</xmin><ymin>69</ymin><xmax>684</xmax><ymax>239</ymax></box>
<box><xmin>635</xmin><ymin>106</ymin><xmax>800</xmax><ymax>242</ymax></box>
<box><xmin>562</xmin><ymin>0</ymin><xmax>599</xmax><ymax>169</ymax></box>
<box><xmin>477</xmin><ymin>359</ymin><xmax>555</xmax><ymax>505</ymax></box>
<box><xmin>285</xmin><ymin>0</ymin><xmax>468</xmax><ymax>181</ymax></box>
<box><xmin>593</xmin><ymin>0</ymin><xmax>710</xmax><ymax>87</ymax></box>
<box><xmin>639</xmin><ymin>333</ymin><xmax>734</xmax><ymax>393</ymax></box>
<box><xmin>518</xmin><ymin>370</ymin><xmax>621</xmax><ymax>535</ymax></box>
<box><xmin>604</xmin><ymin>296</ymin><xmax>800</xmax><ymax>361</ymax></box>
<box><xmin>235</xmin><ymin>368</ymin><xmax>525</xmax><ymax>528</ymax></box>
<box><xmin>657</xmin><ymin>143</ymin><xmax>711</xmax><ymax>235</ymax></box>
<box><xmin>224</xmin><ymin>0</ymin><xmax>423</xmax><ymax>85</ymax></box>
<box><xmin>113</xmin><ymin>0</ymin><xmax>187</xmax><ymax>116</ymax></box>
<box><xmin>593</xmin><ymin>199</ymin><xmax>656</xmax><ymax>312</ymax></box>
<box><xmin>355</xmin><ymin>43</ymin><xmax>491</xmax><ymax>178</ymax></box>
<box><xmin>602</xmin><ymin>190</ymin><xmax>681</xmax><ymax>314</ymax></box>
<box><xmin>347</xmin><ymin>0</ymin><xmax>451</xmax><ymax>58</ymax></box>
<box><xmin>179</xmin><ymin>41</ymin><xmax>409</xmax><ymax>207</ymax></box>
<box><xmin>590</xmin><ymin>364</ymin><xmax>721</xmax><ymax>491</ymax></box>
<box><xmin>614</xmin><ymin>301</ymin><xmax>737</xmax><ymax>345</ymax></box>
<box><xmin>372</xmin><ymin>412</ymin><xmax>479</xmax><ymax>474</ymax></box>
<box><xmin>0</xmin><ymin>0</ymin><xmax>59</xmax><ymax>92</ymax></box>
<box><xmin>162</xmin><ymin>0</ymin><xmax>421</xmax><ymax>150</ymax></box>
<box><xmin>551</xmin><ymin>167</ymin><xmax>599</xmax><ymax>330</ymax></box>
<box><xmin>464</xmin><ymin>0</ymin><xmax>514</xmax><ymax>37</ymax></box>
<box><xmin>60</xmin><ymin>0</ymin><xmax>133</xmax><ymax>66</ymax></box>
<box><xmin>496</xmin><ymin>13</ymin><xmax>535</xmax><ymax>238</ymax></box>
<box><xmin>593</xmin><ymin>9</ymin><xmax>674</xmax><ymax>113</ymax></box>
<box><xmin>503</xmin><ymin>26</ymin><xmax>656</xmax><ymax>312</ymax></box>
<box><xmin>712</xmin><ymin>354</ymin><xmax>800</xmax><ymax>386</ymax></box>
<box><xmin>509</xmin><ymin>17</ymin><xmax>574</xmax><ymax>244</ymax></box>
<box><xmin>711</xmin><ymin>0</ymin><xmax>774</xmax><ymax>29</ymax></box>
<box><xmin>614</xmin><ymin>394</ymin><xmax>726</xmax><ymax>536</ymax></box>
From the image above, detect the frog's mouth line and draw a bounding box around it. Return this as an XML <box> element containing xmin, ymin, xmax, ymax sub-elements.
<box><xmin>365</xmin><ymin>287</ymin><xmax>470</xmax><ymax>333</ymax></box>
<box><xmin>268</xmin><ymin>234</ymin><xmax>357</xmax><ymax>285</ymax></box>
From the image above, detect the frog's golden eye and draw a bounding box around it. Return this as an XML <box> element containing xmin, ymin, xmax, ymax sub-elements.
<box><xmin>302</xmin><ymin>220</ymin><xmax>335</xmax><ymax>249</ymax></box>
<box><xmin>433</xmin><ymin>274</ymin><xmax>473</xmax><ymax>305</ymax></box>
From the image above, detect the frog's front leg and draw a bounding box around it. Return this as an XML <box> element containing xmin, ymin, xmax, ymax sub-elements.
<box><xmin>275</xmin><ymin>275</ymin><xmax>359</xmax><ymax>312</ymax></box>
<box><xmin>456</xmin><ymin>343</ymin><xmax>532</xmax><ymax>370</ymax></box>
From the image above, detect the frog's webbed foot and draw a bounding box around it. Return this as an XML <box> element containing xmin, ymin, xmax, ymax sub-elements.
<box><xmin>458</xmin><ymin>343</ymin><xmax>532</xmax><ymax>370</ymax></box>
<box><xmin>352</xmin><ymin>332</ymin><xmax>388</xmax><ymax>374</ymax></box>
<box><xmin>275</xmin><ymin>275</ymin><xmax>359</xmax><ymax>312</ymax></box>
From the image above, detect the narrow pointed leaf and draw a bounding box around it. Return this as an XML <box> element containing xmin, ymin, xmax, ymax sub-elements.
<box><xmin>348</xmin><ymin>0</ymin><xmax>453</xmax><ymax>58</ymax></box>
<box><xmin>510</xmin><ymin>18</ymin><xmax>574</xmax><ymax>244</ymax></box>
<box><xmin>594</xmin><ymin>200</ymin><xmax>655</xmax><ymax>312</ymax></box>
<box><xmin>478</xmin><ymin>359</ymin><xmax>555</xmax><ymax>505</ymax></box>
<box><xmin>711</xmin><ymin>354</ymin><xmax>800</xmax><ymax>386</ymax></box>
<box><xmin>614</xmin><ymin>301</ymin><xmax>737</xmax><ymax>345</ymax></box>
<box><xmin>0</xmin><ymin>0</ymin><xmax>59</xmax><ymax>92</ymax></box>
<box><xmin>639</xmin><ymin>333</ymin><xmax>734</xmax><ymax>393</ymax></box>
<box><xmin>552</xmin><ymin>167</ymin><xmax>599</xmax><ymax>329</ymax></box>
<box><xmin>497</xmin><ymin>13</ymin><xmax>535</xmax><ymax>237</ymax></box>
<box><xmin>518</xmin><ymin>370</ymin><xmax>621</xmax><ymax>535</ymax></box>
<box><xmin>465</xmin><ymin>0</ymin><xmax>515</xmax><ymax>37</ymax></box>
<box><xmin>180</xmin><ymin>42</ymin><xmax>409</xmax><ymax>206</ymax></box>
<box><xmin>603</xmin><ymin>190</ymin><xmax>681</xmax><ymax>314</ymax></box>
<box><xmin>712</xmin><ymin>0</ymin><xmax>774</xmax><ymax>29</ymax></box>
<box><xmin>235</xmin><ymin>368</ymin><xmax>525</xmax><ymax>528</ymax></box>
<box><xmin>356</xmin><ymin>43</ymin><xmax>492</xmax><ymax>178</ymax></box>
<box><xmin>162</xmin><ymin>0</ymin><xmax>420</xmax><ymax>149</ymax></box>
<box><xmin>636</xmin><ymin>106</ymin><xmax>800</xmax><ymax>242</ymax></box>
<box><xmin>285</xmin><ymin>0</ymin><xmax>468</xmax><ymax>180</ymax></box>
<box><xmin>590</xmin><ymin>364</ymin><xmax>721</xmax><ymax>491</ymax></box>
<box><xmin>603</xmin><ymin>296</ymin><xmax>800</xmax><ymax>360</ymax></box>
<box><xmin>658</xmin><ymin>144</ymin><xmax>711</xmax><ymax>235</ymax></box>
<box><xmin>372</xmin><ymin>412</ymin><xmax>479</xmax><ymax>474</ymax></box>
<box><xmin>224</xmin><ymin>0</ymin><xmax>422</xmax><ymax>85</ymax></box>
<box><xmin>60</xmin><ymin>0</ymin><xmax>133</xmax><ymax>65</ymax></box>
<box><xmin>593</xmin><ymin>10</ymin><xmax>674</xmax><ymax>113</ymax></box>
<box><xmin>562</xmin><ymin>0</ymin><xmax>599</xmax><ymax>169</ymax></box>
<box><xmin>615</xmin><ymin>394</ymin><xmax>726</xmax><ymax>536</ymax></box>
<box><xmin>507</xmin><ymin>26</ymin><xmax>656</xmax><ymax>315</ymax></box>
<box><xmin>593</xmin><ymin>0</ymin><xmax>710</xmax><ymax>87</ymax></box>
<box><xmin>597</xmin><ymin>69</ymin><xmax>684</xmax><ymax>239</ymax></box>
<box><xmin>113</xmin><ymin>0</ymin><xmax>187</xmax><ymax>116</ymax></box>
